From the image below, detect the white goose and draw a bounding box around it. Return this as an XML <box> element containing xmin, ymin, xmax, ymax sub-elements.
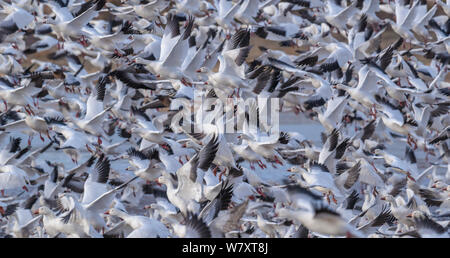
<box><xmin>0</xmin><ymin>109</ymin><xmax>51</xmax><ymax>145</ymax></box>
<box><xmin>288</xmin><ymin>163</ymin><xmax>343</xmax><ymax>204</ymax></box>
<box><xmin>45</xmin><ymin>0</ymin><xmax>106</xmax><ymax>47</ymax></box>
<box><xmin>105</xmin><ymin>207</ymin><xmax>170</xmax><ymax>238</ymax></box>
<box><xmin>134</xmin><ymin>14</ymin><xmax>195</xmax><ymax>81</ymax></box>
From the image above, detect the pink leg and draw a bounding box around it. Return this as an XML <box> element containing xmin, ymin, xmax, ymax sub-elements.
<box><xmin>86</xmin><ymin>144</ymin><xmax>93</xmax><ymax>153</ymax></box>
<box><xmin>218</xmin><ymin>168</ymin><xmax>227</xmax><ymax>182</ymax></box>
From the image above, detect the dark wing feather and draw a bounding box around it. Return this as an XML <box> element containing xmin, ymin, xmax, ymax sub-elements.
<box><xmin>197</xmin><ymin>135</ymin><xmax>219</xmax><ymax>171</ymax></box>
<box><xmin>414</xmin><ymin>214</ymin><xmax>446</xmax><ymax>234</ymax></box>
<box><xmin>181</xmin><ymin>16</ymin><xmax>195</xmax><ymax>40</ymax></box>
<box><xmin>185</xmin><ymin>212</ymin><xmax>212</xmax><ymax>238</ymax></box>
<box><xmin>111</xmin><ymin>70</ymin><xmax>156</xmax><ymax>90</ymax></box>
<box><xmin>304</xmin><ymin>96</ymin><xmax>326</xmax><ymax>109</ymax></box>
<box><xmin>345</xmin><ymin>190</ymin><xmax>359</xmax><ymax>210</ymax></box>
<box><xmin>235</xmin><ymin>46</ymin><xmax>252</xmax><ymax>66</ymax></box>
<box><xmin>389</xmin><ymin>178</ymin><xmax>406</xmax><ymax>197</ymax></box>
<box><xmin>328</xmin><ymin>129</ymin><xmax>339</xmax><ymax>152</ymax></box>
<box><xmin>418</xmin><ymin>189</ymin><xmax>443</xmax><ymax>207</ymax></box>
<box><xmin>361</xmin><ymin>120</ymin><xmax>376</xmax><ymax>141</ymax></box>
<box><xmin>371</xmin><ymin>205</ymin><xmax>396</xmax><ymax>227</ymax></box>
<box><xmin>335</xmin><ymin>138</ymin><xmax>350</xmax><ymax>159</ymax></box>
<box><xmin>430</xmin><ymin>103</ymin><xmax>450</xmax><ymax>118</ymax></box>
<box><xmin>93</xmin><ymin>154</ymin><xmax>110</xmax><ymax>184</ymax></box>
<box><xmin>405</xmin><ymin>146</ymin><xmax>416</xmax><ymax>164</ymax></box>
<box><xmin>95</xmin><ymin>76</ymin><xmax>108</xmax><ymax>102</ymax></box>
<box><xmin>319</xmin><ymin>60</ymin><xmax>340</xmax><ymax>72</ymax></box>
<box><xmin>127</xmin><ymin>147</ymin><xmax>149</xmax><ymax>160</ymax></box>
<box><xmin>343</xmin><ymin>161</ymin><xmax>361</xmax><ymax>189</ymax></box>
<box><xmin>9</xmin><ymin>137</ymin><xmax>21</xmax><ymax>153</ymax></box>
<box><xmin>2</xmin><ymin>203</ymin><xmax>18</xmax><ymax>217</ymax></box>
<box><xmin>166</xmin><ymin>13</ymin><xmax>180</xmax><ymax>38</ymax></box>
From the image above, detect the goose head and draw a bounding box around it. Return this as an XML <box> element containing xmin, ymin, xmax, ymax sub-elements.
<box><xmin>287</xmin><ymin>166</ymin><xmax>301</xmax><ymax>173</ymax></box>
<box><xmin>105</xmin><ymin>208</ymin><xmax>126</xmax><ymax>218</ymax></box>
<box><xmin>181</xmin><ymin>139</ymin><xmax>201</xmax><ymax>150</ymax></box>
<box><xmin>196</xmin><ymin>66</ymin><xmax>209</xmax><ymax>74</ymax></box>
<box><xmin>406</xmin><ymin>210</ymin><xmax>426</xmax><ymax>219</ymax></box>
<box><xmin>34</xmin><ymin>206</ymin><xmax>52</xmax><ymax>216</ymax></box>
<box><xmin>380</xmin><ymin>194</ymin><xmax>395</xmax><ymax>204</ymax></box>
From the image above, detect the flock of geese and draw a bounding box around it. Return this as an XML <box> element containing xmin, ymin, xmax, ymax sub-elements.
<box><xmin>0</xmin><ymin>0</ymin><xmax>449</xmax><ymax>238</ymax></box>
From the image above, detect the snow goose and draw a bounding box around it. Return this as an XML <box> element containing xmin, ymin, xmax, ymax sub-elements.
<box><xmin>384</xmin><ymin>0</ymin><xmax>422</xmax><ymax>46</ymax></box>
<box><xmin>134</xmin><ymin>14</ymin><xmax>195</xmax><ymax>81</ymax></box>
<box><xmin>65</xmin><ymin>79</ymin><xmax>114</xmax><ymax>145</ymax></box>
<box><xmin>33</xmin><ymin>206</ymin><xmax>82</xmax><ymax>238</ymax></box>
<box><xmin>240</xmin><ymin>130</ymin><xmax>284</xmax><ymax>167</ymax></box>
<box><xmin>276</xmin><ymin>201</ymin><xmax>363</xmax><ymax>237</ymax></box>
<box><xmin>59</xmin><ymin>173</ymin><xmax>139</xmax><ymax>236</ymax></box>
<box><xmin>374</xmin><ymin>148</ymin><xmax>417</xmax><ymax>180</ymax></box>
<box><xmin>45</xmin><ymin>0</ymin><xmax>106</xmax><ymax>47</ymax></box>
<box><xmin>317</xmin><ymin>128</ymin><xmax>350</xmax><ymax>174</ymax></box>
<box><xmin>163</xmin><ymin>212</ymin><xmax>211</xmax><ymax>238</ymax></box>
<box><xmin>246</xmin><ymin>209</ymin><xmax>282</xmax><ymax>238</ymax></box>
<box><xmin>377</xmin><ymin>101</ymin><xmax>419</xmax><ymax>149</ymax></box>
<box><xmin>324</xmin><ymin>0</ymin><xmax>359</xmax><ymax>34</ymax></box>
<box><xmin>105</xmin><ymin>207</ymin><xmax>170</xmax><ymax>238</ymax></box>
<box><xmin>52</xmin><ymin>124</ymin><xmax>98</xmax><ymax>163</ymax></box>
<box><xmin>231</xmin><ymin>140</ymin><xmax>266</xmax><ymax>170</ymax></box>
<box><xmin>412</xmin><ymin>4</ymin><xmax>437</xmax><ymax>42</ymax></box>
<box><xmin>313</xmin><ymin>95</ymin><xmax>348</xmax><ymax>133</ymax></box>
<box><xmin>379</xmin><ymin>211</ymin><xmax>448</xmax><ymax>238</ymax></box>
<box><xmin>234</xmin><ymin>0</ymin><xmax>260</xmax><ymax>25</ymax></box>
<box><xmin>6</xmin><ymin>208</ymin><xmax>43</xmax><ymax>238</ymax></box>
<box><xmin>380</xmin><ymin>194</ymin><xmax>415</xmax><ymax>232</ymax></box>
<box><xmin>214</xmin><ymin>0</ymin><xmax>244</xmax><ymax>31</ymax></box>
<box><xmin>0</xmin><ymin>109</ymin><xmax>54</xmax><ymax>146</ymax></box>
<box><xmin>0</xmin><ymin>82</ymin><xmax>39</xmax><ymax>112</ymax></box>
<box><xmin>355</xmin><ymin>204</ymin><xmax>396</xmax><ymax>233</ymax></box>
<box><xmin>0</xmin><ymin>165</ymin><xmax>30</xmax><ymax>197</ymax></box>
<box><xmin>334</xmin><ymin>67</ymin><xmax>381</xmax><ymax>117</ymax></box>
<box><xmin>125</xmin><ymin>148</ymin><xmax>164</xmax><ymax>183</ymax></box>
<box><xmin>288</xmin><ymin>163</ymin><xmax>343</xmax><ymax>204</ymax></box>
<box><xmin>197</xmin><ymin>29</ymin><xmax>251</xmax><ymax>97</ymax></box>
<box><xmin>158</xmin><ymin>135</ymin><xmax>219</xmax><ymax>215</ymax></box>
<box><xmin>176</xmin><ymin>0</ymin><xmax>214</xmax><ymax>16</ymax></box>
<box><xmin>199</xmin><ymin>181</ymin><xmax>234</xmax><ymax>224</ymax></box>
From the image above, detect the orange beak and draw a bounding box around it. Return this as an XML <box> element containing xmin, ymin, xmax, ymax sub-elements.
<box><xmin>406</xmin><ymin>213</ymin><xmax>412</xmax><ymax>218</ymax></box>
<box><xmin>380</xmin><ymin>197</ymin><xmax>386</xmax><ymax>201</ymax></box>
<box><xmin>104</xmin><ymin>211</ymin><xmax>110</xmax><ymax>215</ymax></box>
<box><xmin>32</xmin><ymin>210</ymin><xmax>39</xmax><ymax>215</ymax></box>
